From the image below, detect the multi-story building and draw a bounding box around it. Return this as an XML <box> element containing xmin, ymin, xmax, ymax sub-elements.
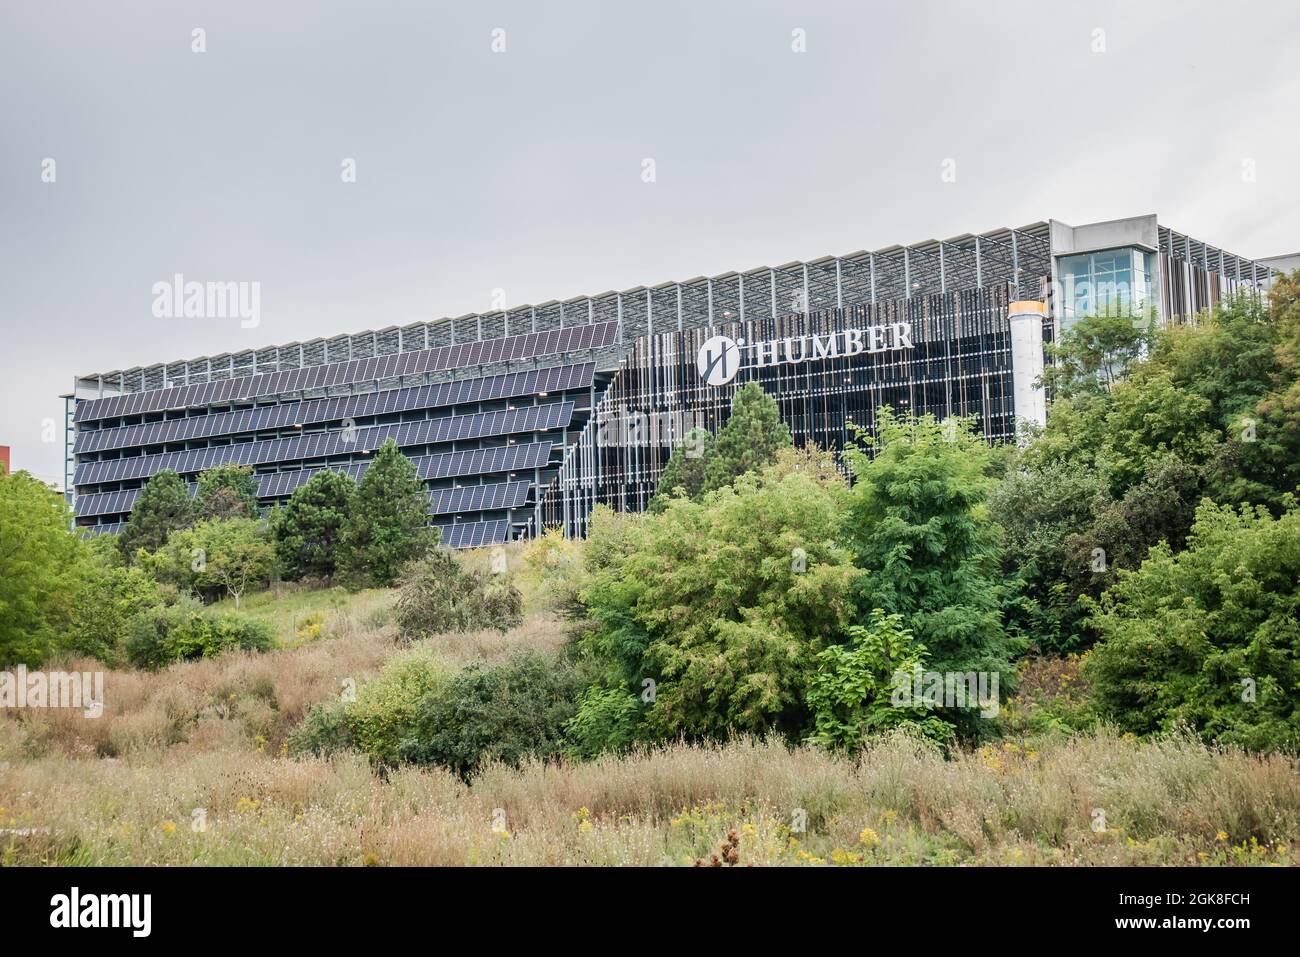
<box><xmin>63</xmin><ymin>214</ymin><xmax>1282</xmax><ymax>544</ymax></box>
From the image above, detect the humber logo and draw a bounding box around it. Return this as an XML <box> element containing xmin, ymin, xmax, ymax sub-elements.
<box><xmin>696</xmin><ymin>323</ymin><xmax>914</xmax><ymax>386</ymax></box>
<box><xmin>697</xmin><ymin>335</ymin><xmax>744</xmax><ymax>386</ymax></box>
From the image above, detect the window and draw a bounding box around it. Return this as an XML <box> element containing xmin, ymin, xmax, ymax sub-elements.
<box><xmin>1057</xmin><ymin>247</ymin><xmax>1154</xmax><ymax>327</ymax></box>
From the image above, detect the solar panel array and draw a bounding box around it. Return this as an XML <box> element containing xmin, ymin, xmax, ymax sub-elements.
<box><xmin>255</xmin><ymin>464</ymin><xmax>368</xmax><ymax>500</ymax></box>
<box><xmin>408</xmin><ymin>441</ymin><xmax>553</xmax><ymax>482</ymax></box>
<box><xmin>257</xmin><ymin>442</ymin><xmax>555</xmax><ymax>500</ymax></box>
<box><xmin>74</xmin><ymin>403</ymin><xmax>573</xmax><ymax>487</ymax></box>
<box><xmin>75</xmin><ymin>488</ymin><xmax>145</xmax><ymax>518</ymax></box>
<box><xmin>78</xmin><ymin>475</ymin><xmax>535</xmax><ymax>524</ymax></box>
<box><xmin>69</xmin><ymin>315</ymin><xmax>602</xmax><ymax>548</ymax></box>
<box><xmin>79</xmin><ymin>516</ymin><xmax>510</xmax><ymax>549</ymax></box>
<box><xmin>428</xmin><ymin>479</ymin><xmax>530</xmax><ymax>516</ymax></box>
<box><xmin>434</xmin><ymin>519</ymin><xmax>511</xmax><ymax>549</ymax></box>
<box><xmin>75</xmin><ymin>324</ymin><xmax>616</xmax><ymax>423</ymax></box>
<box><xmin>81</xmin><ymin>522</ymin><xmax>125</xmax><ymax>537</ymax></box>
<box><xmin>75</xmin><ymin>363</ymin><xmax>595</xmax><ymax>454</ymax></box>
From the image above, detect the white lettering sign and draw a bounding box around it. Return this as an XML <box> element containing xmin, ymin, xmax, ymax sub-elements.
<box><xmin>697</xmin><ymin>324</ymin><xmax>914</xmax><ymax>385</ymax></box>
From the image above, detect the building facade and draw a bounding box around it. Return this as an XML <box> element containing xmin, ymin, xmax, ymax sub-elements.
<box><xmin>64</xmin><ymin>214</ymin><xmax>1279</xmax><ymax>544</ymax></box>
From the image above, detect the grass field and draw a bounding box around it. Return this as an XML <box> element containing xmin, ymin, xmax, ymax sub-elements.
<box><xmin>2</xmin><ymin>561</ymin><xmax>1298</xmax><ymax>866</ymax></box>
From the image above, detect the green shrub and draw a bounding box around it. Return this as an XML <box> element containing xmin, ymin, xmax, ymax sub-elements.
<box><xmin>564</xmin><ymin>687</ymin><xmax>646</xmax><ymax>759</ymax></box>
<box><xmin>996</xmin><ymin>654</ymin><xmax>1096</xmax><ymax>737</ymax></box>
<box><xmin>67</xmin><ymin>559</ymin><xmax>159</xmax><ymax>666</ymax></box>
<box><xmin>805</xmin><ymin>610</ymin><xmax>950</xmax><ymax>751</ymax></box>
<box><xmin>399</xmin><ymin>651</ymin><xmax>585</xmax><ymax>777</ymax></box>
<box><xmin>125</xmin><ymin>597</ymin><xmax>275</xmax><ymax>670</ymax></box>
<box><xmin>520</xmin><ymin>526</ymin><xmax>588</xmax><ymax>617</ymax></box>
<box><xmin>395</xmin><ymin>550</ymin><xmax>524</xmax><ymax>639</ymax></box>
<box><xmin>1084</xmin><ymin>497</ymin><xmax>1300</xmax><ymax>751</ymax></box>
<box><xmin>147</xmin><ymin>518</ymin><xmax>277</xmax><ymax>607</ymax></box>
<box><xmin>579</xmin><ymin>465</ymin><xmax>858</xmax><ymax>742</ymax></box>
<box><xmin>345</xmin><ymin>647</ymin><xmax>451</xmax><ymax>765</ymax></box>
<box><xmin>287</xmin><ymin>701</ymin><xmax>353</xmax><ymax>757</ymax></box>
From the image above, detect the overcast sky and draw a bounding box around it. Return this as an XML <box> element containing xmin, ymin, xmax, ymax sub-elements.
<box><xmin>2</xmin><ymin>0</ymin><xmax>1298</xmax><ymax>487</ymax></box>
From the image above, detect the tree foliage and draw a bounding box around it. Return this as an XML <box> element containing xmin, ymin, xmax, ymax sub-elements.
<box><xmin>149</xmin><ymin>518</ymin><xmax>276</xmax><ymax>606</ymax></box>
<box><xmin>0</xmin><ymin>472</ymin><xmax>84</xmax><ymax>666</ymax></box>
<box><xmin>703</xmin><ymin>381</ymin><xmax>793</xmax><ymax>491</ymax></box>
<box><xmin>271</xmin><ymin>470</ymin><xmax>357</xmax><ymax>580</ymax></box>
<box><xmin>648</xmin><ymin>427</ymin><xmax>713</xmax><ymax>512</ymax></box>
<box><xmin>395</xmin><ymin>549</ymin><xmax>524</xmax><ymax>638</ymax></box>
<box><xmin>805</xmin><ymin>610</ymin><xmax>948</xmax><ymax>750</ymax></box>
<box><xmin>649</xmin><ymin>383</ymin><xmax>792</xmax><ymax>510</ymax></box>
<box><xmin>1085</xmin><ymin>497</ymin><xmax>1300</xmax><ymax>751</ymax></box>
<box><xmin>579</xmin><ymin>464</ymin><xmax>859</xmax><ymax>741</ymax></box>
<box><xmin>195</xmin><ymin>463</ymin><xmax>260</xmax><ymax>521</ymax></box>
<box><xmin>844</xmin><ymin>410</ymin><xmax>1018</xmax><ymax>696</ymax></box>
<box><xmin>338</xmin><ymin>439</ymin><xmax>434</xmax><ymax>586</ymax></box>
<box><xmin>398</xmin><ymin>650</ymin><xmax>585</xmax><ymax>777</ymax></box>
<box><xmin>118</xmin><ymin>469</ymin><xmax>195</xmax><ymax>559</ymax></box>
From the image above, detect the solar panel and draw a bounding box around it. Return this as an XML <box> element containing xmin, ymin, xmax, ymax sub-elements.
<box><xmin>428</xmin><ymin>479</ymin><xmax>530</xmax><ymax>516</ymax></box>
<box><xmin>75</xmin><ymin>325</ymin><xmax>615</xmax><ymax>424</ymax></box>
<box><xmin>248</xmin><ymin>442</ymin><xmax>551</xmax><ymax>500</ymax></box>
<box><xmin>74</xmin><ymin>488</ymin><xmax>143</xmax><ymax>518</ymax></box>
<box><xmin>434</xmin><ymin>519</ymin><xmax>511</xmax><ymax>549</ymax></box>
<box><xmin>74</xmin><ymin>404</ymin><xmax>572</xmax><ymax>489</ymax></box>
<box><xmin>78</xmin><ymin>522</ymin><xmax>125</xmax><ymax>538</ymax></box>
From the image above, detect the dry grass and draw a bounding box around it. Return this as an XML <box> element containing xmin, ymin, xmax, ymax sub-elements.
<box><xmin>1</xmin><ymin>732</ymin><xmax>1296</xmax><ymax>866</ymax></box>
<box><xmin>4</xmin><ymin>588</ymin><xmax>567</xmax><ymax>762</ymax></box>
<box><xmin>2</xmin><ymin>575</ymin><xmax>1298</xmax><ymax>866</ymax></box>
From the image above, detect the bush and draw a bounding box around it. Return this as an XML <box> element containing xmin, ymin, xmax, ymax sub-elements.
<box><xmin>67</xmin><ymin>555</ymin><xmax>160</xmax><ymax>666</ymax></box>
<box><xmin>399</xmin><ymin>650</ymin><xmax>585</xmax><ymax>777</ymax></box>
<box><xmin>564</xmin><ymin>687</ymin><xmax>645</xmax><ymax>760</ymax></box>
<box><xmin>805</xmin><ymin>611</ymin><xmax>950</xmax><ymax>751</ymax></box>
<box><xmin>579</xmin><ymin>464</ymin><xmax>858</xmax><ymax>742</ymax></box>
<box><xmin>147</xmin><ymin>517</ymin><xmax>277</xmax><ymax>606</ymax></box>
<box><xmin>996</xmin><ymin>654</ymin><xmax>1096</xmax><ymax>737</ymax></box>
<box><xmin>1084</xmin><ymin>497</ymin><xmax>1300</xmax><ymax>751</ymax></box>
<box><xmin>344</xmin><ymin>647</ymin><xmax>451</xmax><ymax>765</ymax></box>
<box><xmin>395</xmin><ymin>550</ymin><xmax>524</xmax><ymax>639</ymax></box>
<box><xmin>125</xmin><ymin>597</ymin><xmax>275</xmax><ymax>670</ymax></box>
<box><xmin>520</xmin><ymin>526</ymin><xmax>588</xmax><ymax>617</ymax></box>
<box><xmin>286</xmin><ymin>701</ymin><xmax>353</xmax><ymax>757</ymax></box>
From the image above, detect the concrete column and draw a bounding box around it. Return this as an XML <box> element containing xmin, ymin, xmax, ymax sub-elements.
<box><xmin>1009</xmin><ymin>300</ymin><xmax>1047</xmax><ymax>443</ymax></box>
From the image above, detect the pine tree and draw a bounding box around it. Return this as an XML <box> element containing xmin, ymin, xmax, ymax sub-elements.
<box><xmin>649</xmin><ymin>427</ymin><xmax>713</xmax><ymax>512</ymax></box>
<box><xmin>118</xmin><ymin>469</ymin><xmax>195</xmax><ymax>559</ymax></box>
<box><xmin>338</xmin><ymin>439</ymin><xmax>434</xmax><ymax>586</ymax></box>
<box><xmin>271</xmin><ymin>470</ymin><xmax>357</xmax><ymax>580</ymax></box>
<box><xmin>195</xmin><ymin>463</ymin><xmax>259</xmax><ymax>521</ymax></box>
<box><xmin>703</xmin><ymin>382</ymin><xmax>792</xmax><ymax>492</ymax></box>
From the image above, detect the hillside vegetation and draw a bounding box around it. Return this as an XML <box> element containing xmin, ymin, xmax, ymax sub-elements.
<box><xmin>0</xmin><ymin>552</ymin><xmax>1295</xmax><ymax>866</ymax></box>
<box><xmin>4</xmin><ymin>278</ymin><xmax>1300</xmax><ymax>865</ymax></box>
